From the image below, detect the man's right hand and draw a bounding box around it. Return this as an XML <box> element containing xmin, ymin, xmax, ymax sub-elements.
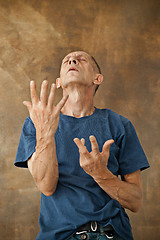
<box><xmin>23</xmin><ymin>80</ymin><xmax>68</xmax><ymax>140</ymax></box>
<box><xmin>23</xmin><ymin>80</ymin><xmax>68</xmax><ymax>196</ymax></box>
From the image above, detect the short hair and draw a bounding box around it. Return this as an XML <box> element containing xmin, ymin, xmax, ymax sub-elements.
<box><xmin>91</xmin><ymin>56</ymin><xmax>101</xmax><ymax>94</ymax></box>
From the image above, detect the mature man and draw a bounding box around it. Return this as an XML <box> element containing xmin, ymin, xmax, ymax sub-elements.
<box><xmin>15</xmin><ymin>51</ymin><xmax>149</xmax><ymax>240</ymax></box>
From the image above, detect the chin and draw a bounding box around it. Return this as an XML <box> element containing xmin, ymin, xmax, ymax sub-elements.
<box><xmin>64</xmin><ymin>77</ymin><xmax>83</xmax><ymax>84</ymax></box>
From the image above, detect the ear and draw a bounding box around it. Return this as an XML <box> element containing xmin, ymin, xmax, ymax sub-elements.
<box><xmin>93</xmin><ymin>74</ymin><xmax>103</xmax><ymax>86</ymax></box>
<box><xmin>56</xmin><ymin>78</ymin><xmax>61</xmax><ymax>88</ymax></box>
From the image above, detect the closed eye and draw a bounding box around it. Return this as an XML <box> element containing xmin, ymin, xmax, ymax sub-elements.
<box><xmin>78</xmin><ymin>58</ymin><xmax>86</xmax><ymax>62</ymax></box>
<box><xmin>63</xmin><ymin>60</ymin><xmax>69</xmax><ymax>64</ymax></box>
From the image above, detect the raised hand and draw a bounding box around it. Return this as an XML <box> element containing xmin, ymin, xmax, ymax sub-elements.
<box><xmin>23</xmin><ymin>80</ymin><xmax>68</xmax><ymax>140</ymax></box>
<box><xmin>74</xmin><ymin>135</ymin><xmax>114</xmax><ymax>179</ymax></box>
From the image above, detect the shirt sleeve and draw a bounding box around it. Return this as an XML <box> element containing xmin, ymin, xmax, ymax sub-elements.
<box><xmin>118</xmin><ymin>120</ymin><xmax>150</xmax><ymax>175</ymax></box>
<box><xmin>14</xmin><ymin>117</ymin><xmax>36</xmax><ymax>168</ymax></box>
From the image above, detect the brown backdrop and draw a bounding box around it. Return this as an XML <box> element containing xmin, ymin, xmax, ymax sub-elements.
<box><xmin>0</xmin><ymin>0</ymin><xmax>160</xmax><ymax>239</ymax></box>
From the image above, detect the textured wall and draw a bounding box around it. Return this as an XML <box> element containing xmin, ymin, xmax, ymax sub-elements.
<box><xmin>0</xmin><ymin>0</ymin><xmax>160</xmax><ymax>239</ymax></box>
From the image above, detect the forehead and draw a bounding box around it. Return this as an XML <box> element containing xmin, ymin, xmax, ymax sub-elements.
<box><xmin>62</xmin><ymin>51</ymin><xmax>91</xmax><ymax>60</ymax></box>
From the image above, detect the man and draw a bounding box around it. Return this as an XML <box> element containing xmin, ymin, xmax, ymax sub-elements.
<box><xmin>15</xmin><ymin>51</ymin><xmax>149</xmax><ymax>240</ymax></box>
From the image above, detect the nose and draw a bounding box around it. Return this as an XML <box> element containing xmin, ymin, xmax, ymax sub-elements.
<box><xmin>69</xmin><ymin>57</ymin><xmax>78</xmax><ymax>65</ymax></box>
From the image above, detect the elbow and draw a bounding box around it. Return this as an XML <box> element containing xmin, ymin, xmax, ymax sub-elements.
<box><xmin>131</xmin><ymin>205</ymin><xmax>141</xmax><ymax>213</ymax></box>
<box><xmin>37</xmin><ymin>178</ymin><xmax>58</xmax><ymax>197</ymax></box>
<box><xmin>43</xmin><ymin>190</ymin><xmax>55</xmax><ymax>197</ymax></box>
<box><xmin>131</xmin><ymin>196</ymin><xmax>143</xmax><ymax>213</ymax></box>
<box><xmin>41</xmin><ymin>185</ymin><xmax>57</xmax><ymax>196</ymax></box>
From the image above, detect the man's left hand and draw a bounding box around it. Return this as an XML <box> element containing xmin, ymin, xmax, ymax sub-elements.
<box><xmin>74</xmin><ymin>136</ymin><xmax>114</xmax><ymax>179</ymax></box>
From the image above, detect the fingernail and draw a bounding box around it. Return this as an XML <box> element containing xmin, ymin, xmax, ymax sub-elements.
<box><xmin>89</xmin><ymin>135</ymin><xmax>94</xmax><ymax>139</ymax></box>
<box><xmin>30</xmin><ymin>80</ymin><xmax>34</xmax><ymax>85</ymax></box>
<box><xmin>43</xmin><ymin>80</ymin><xmax>48</xmax><ymax>85</ymax></box>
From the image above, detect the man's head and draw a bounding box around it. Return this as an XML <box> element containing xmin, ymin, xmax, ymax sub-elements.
<box><xmin>56</xmin><ymin>51</ymin><xmax>103</xmax><ymax>95</ymax></box>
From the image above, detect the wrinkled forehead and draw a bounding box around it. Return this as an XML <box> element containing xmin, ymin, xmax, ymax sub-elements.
<box><xmin>62</xmin><ymin>51</ymin><xmax>91</xmax><ymax>62</ymax></box>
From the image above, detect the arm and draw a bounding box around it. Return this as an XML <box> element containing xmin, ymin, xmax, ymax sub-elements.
<box><xmin>27</xmin><ymin>137</ymin><xmax>58</xmax><ymax>196</ymax></box>
<box><xmin>74</xmin><ymin>136</ymin><xmax>143</xmax><ymax>212</ymax></box>
<box><xmin>93</xmin><ymin>168</ymin><xmax>143</xmax><ymax>212</ymax></box>
<box><xmin>24</xmin><ymin>80</ymin><xmax>68</xmax><ymax>196</ymax></box>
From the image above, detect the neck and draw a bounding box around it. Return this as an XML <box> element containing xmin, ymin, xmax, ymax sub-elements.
<box><xmin>60</xmin><ymin>84</ymin><xmax>95</xmax><ymax>118</ymax></box>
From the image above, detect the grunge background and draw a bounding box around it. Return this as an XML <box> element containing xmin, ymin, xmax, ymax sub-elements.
<box><xmin>0</xmin><ymin>0</ymin><xmax>159</xmax><ymax>239</ymax></box>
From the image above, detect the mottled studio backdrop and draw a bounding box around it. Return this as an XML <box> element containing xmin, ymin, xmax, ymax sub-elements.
<box><xmin>0</xmin><ymin>0</ymin><xmax>160</xmax><ymax>239</ymax></box>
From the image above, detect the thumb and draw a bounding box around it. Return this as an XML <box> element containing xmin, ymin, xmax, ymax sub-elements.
<box><xmin>102</xmin><ymin>139</ymin><xmax>114</xmax><ymax>154</ymax></box>
<box><xmin>23</xmin><ymin>101</ymin><xmax>32</xmax><ymax>111</ymax></box>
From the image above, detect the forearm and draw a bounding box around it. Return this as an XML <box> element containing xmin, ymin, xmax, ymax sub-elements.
<box><xmin>24</xmin><ymin>80</ymin><xmax>69</xmax><ymax>196</ymax></box>
<box><xmin>93</xmin><ymin>169</ymin><xmax>143</xmax><ymax>212</ymax></box>
<box><xmin>28</xmin><ymin>136</ymin><xmax>59</xmax><ymax>196</ymax></box>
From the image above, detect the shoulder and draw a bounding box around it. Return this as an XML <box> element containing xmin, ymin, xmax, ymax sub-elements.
<box><xmin>22</xmin><ymin>116</ymin><xmax>36</xmax><ymax>134</ymax></box>
<box><xmin>95</xmin><ymin>107</ymin><xmax>130</xmax><ymax>126</ymax></box>
<box><xmin>95</xmin><ymin>108</ymin><xmax>134</xmax><ymax>141</ymax></box>
<box><xmin>24</xmin><ymin>116</ymin><xmax>33</xmax><ymax>124</ymax></box>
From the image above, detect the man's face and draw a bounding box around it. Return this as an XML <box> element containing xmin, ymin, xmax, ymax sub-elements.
<box><xmin>57</xmin><ymin>51</ymin><xmax>97</xmax><ymax>89</ymax></box>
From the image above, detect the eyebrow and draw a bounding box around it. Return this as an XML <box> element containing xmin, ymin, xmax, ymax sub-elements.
<box><xmin>63</xmin><ymin>54</ymin><xmax>87</xmax><ymax>61</ymax></box>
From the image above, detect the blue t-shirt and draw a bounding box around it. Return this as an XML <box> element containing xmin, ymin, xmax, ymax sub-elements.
<box><xmin>15</xmin><ymin>107</ymin><xmax>149</xmax><ymax>240</ymax></box>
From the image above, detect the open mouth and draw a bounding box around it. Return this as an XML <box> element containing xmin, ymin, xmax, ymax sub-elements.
<box><xmin>68</xmin><ymin>67</ymin><xmax>78</xmax><ymax>72</ymax></box>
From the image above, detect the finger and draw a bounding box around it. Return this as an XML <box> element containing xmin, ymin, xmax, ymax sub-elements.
<box><xmin>102</xmin><ymin>139</ymin><xmax>114</xmax><ymax>154</ymax></box>
<box><xmin>40</xmin><ymin>80</ymin><xmax>48</xmax><ymax>106</ymax></box>
<box><xmin>23</xmin><ymin>101</ymin><xmax>32</xmax><ymax>111</ymax></box>
<box><xmin>55</xmin><ymin>95</ymin><xmax>69</xmax><ymax>115</ymax></box>
<box><xmin>89</xmin><ymin>135</ymin><xmax>99</xmax><ymax>154</ymax></box>
<box><xmin>30</xmin><ymin>81</ymin><xmax>39</xmax><ymax>104</ymax></box>
<box><xmin>48</xmin><ymin>83</ymin><xmax>56</xmax><ymax>109</ymax></box>
<box><xmin>74</xmin><ymin>138</ymin><xmax>89</xmax><ymax>156</ymax></box>
<box><xmin>81</xmin><ymin>138</ymin><xmax>85</xmax><ymax>145</ymax></box>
